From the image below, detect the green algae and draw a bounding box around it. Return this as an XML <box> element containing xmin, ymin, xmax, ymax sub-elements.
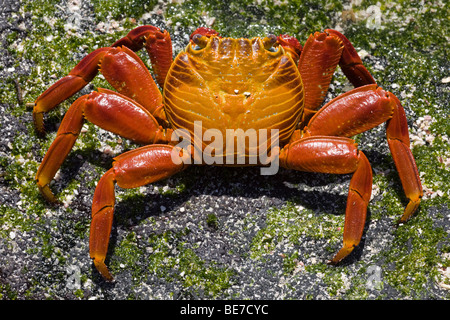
<box><xmin>109</xmin><ymin>227</ymin><xmax>235</xmax><ymax>298</ymax></box>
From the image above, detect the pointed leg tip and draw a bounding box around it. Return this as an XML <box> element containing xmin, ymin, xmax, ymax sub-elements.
<box><xmin>93</xmin><ymin>258</ymin><xmax>114</xmax><ymax>282</ymax></box>
<box><xmin>397</xmin><ymin>198</ymin><xmax>421</xmax><ymax>226</ymax></box>
<box><xmin>33</xmin><ymin>111</ymin><xmax>46</xmax><ymax>136</ymax></box>
<box><xmin>38</xmin><ymin>184</ymin><xmax>60</xmax><ymax>204</ymax></box>
<box><xmin>329</xmin><ymin>245</ymin><xmax>355</xmax><ymax>265</ymax></box>
<box><xmin>327</xmin><ymin>259</ymin><xmax>339</xmax><ymax>266</ymax></box>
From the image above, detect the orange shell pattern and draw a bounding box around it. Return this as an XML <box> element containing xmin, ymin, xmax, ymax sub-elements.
<box><xmin>163</xmin><ymin>36</ymin><xmax>304</xmax><ymax>160</ymax></box>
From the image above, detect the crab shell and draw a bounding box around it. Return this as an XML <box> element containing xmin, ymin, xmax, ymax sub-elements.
<box><xmin>164</xmin><ymin>36</ymin><xmax>303</xmax><ymax>160</ymax></box>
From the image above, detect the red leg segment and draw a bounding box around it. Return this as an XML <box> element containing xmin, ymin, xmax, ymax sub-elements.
<box><xmin>298</xmin><ymin>31</ymin><xmax>344</xmax><ymax>117</ymax></box>
<box><xmin>35</xmin><ymin>90</ymin><xmax>169</xmax><ymax>203</ymax></box>
<box><xmin>333</xmin><ymin>151</ymin><xmax>372</xmax><ymax>263</ymax></box>
<box><xmin>90</xmin><ymin>144</ymin><xmax>189</xmax><ymax>280</ymax></box>
<box><xmin>34</xmin><ymin>25</ymin><xmax>172</xmax><ymax>133</ymax></box>
<box><xmin>35</xmin><ymin>96</ymin><xmax>85</xmax><ymax>203</ymax></box>
<box><xmin>297</xmin><ymin>29</ymin><xmax>377</xmax><ymax>124</ymax></box>
<box><xmin>98</xmin><ymin>46</ymin><xmax>162</xmax><ymax>114</ymax></box>
<box><xmin>113</xmin><ymin>25</ymin><xmax>173</xmax><ymax>88</ymax></box>
<box><xmin>305</xmin><ymin>84</ymin><xmax>393</xmax><ymax>138</ymax></box>
<box><xmin>33</xmin><ymin>47</ymin><xmax>110</xmax><ymax>133</ymax></box>
<box><xmin>325</xmin><ymin>29</ymin><xmax>376</xmax><ymax>87</ymax></box>
<box><xmin>303</xmin><ymin>84</ymin><xmax>422</xmax><ymax>223</ymax></box>
<box><xmin>280</xmin><ymin>136</ymin><xmax>372</xmax><ymax>263</ymax></box>
<box><xmin>386</xmin><ymin>96</ymin><xmax>423</xmax><ymax>222</ymax></box>
<box><xmin>90</xmin><ymin>168</ymin><xmax>115</xmax><ymax>281</ymax></box>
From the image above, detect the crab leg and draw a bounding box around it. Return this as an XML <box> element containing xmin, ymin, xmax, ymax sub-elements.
<box><xmin>99</xmin><ymin>46</ymin><xmax>163</xmax><ymax>114</ymax></box>
<box><xmin>386</xmin><ymin>95</ymin><xmax>422</xmax><ymax>222</ymax></box>
<box><xmin>112</xmin><ymin>25</ymin><xmax>173</xmax><ymax>88</ymax></box>
<box><xmin>305</xmin><ymin>84</ymin><xmax>393</xmax><ymax>138</ymax></box>
<box><xmin>298</xmin><ymin>31</ymin><xmax>344</xmax><ymax>118</ymax></box>
<box><xmin>325</xmin><ymin>29</ymin><xmax>376</xmax><ymax>87</ymax></box>
<box><xmin>298</xmin><ymin>29</ymin><xmax>376</xmax><ymax>123</ymax></box>
<box><xmin>280</xmin><ymin>136</ymin><xmax>372</xmax><ymax>263</ymax></box>
<box><xmin>33</xmin><ymin>47</ymin><xmax>109</xmax><ymax>133</ymax></box>
<box><xmin>34</xmin><ymin>25</ymin><xmax>171</xmax><ymax>133</ymax></box>
<box><xmin>304</xmin><ymin>84</ymin><xmax>422</xmax><ymax>222</ymax></box>
<box><xmin>36</xmin><ymin>89</ymin><xmax>170</xmax><ymax>203</ymax></box>
<box><xmin>90</xmin><ymin>145</ymin><xmax>189</xmax><ymax>280</ymax></box>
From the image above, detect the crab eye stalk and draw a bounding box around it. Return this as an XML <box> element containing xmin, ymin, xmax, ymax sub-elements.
<box><xmin>276</xmin><ymin>34</ymin><xmax>302</xmax><ymax>63</ymax></box>
<box><xmin>263</xmin><ymin>34</ymin><xmax>278</xmax><ymax>51</ymax></box>
<box><xmin>192</xmin><ymin>33</ymin><xmax>208</xmax><ymax>50</ymax></box>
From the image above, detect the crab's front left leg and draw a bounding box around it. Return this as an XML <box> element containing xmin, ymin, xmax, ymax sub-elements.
<box><xmin>112</xmin><ymin>25</ymin><xmax>173</xmax><ymax>87</ymax></box>
<box><xmin>280</xmin><ymin>136</ymin><xmax>372</xmax><ymax>263</ymax></box>
<box><xmin>90</xmin><ymin>145</ymin><xmax>189</xmax><ymax>280</ymax></box>
<box><xmin>34</xmin><ymin>25</ymin><xmax>172</xmax><ymax>133</ymax></box>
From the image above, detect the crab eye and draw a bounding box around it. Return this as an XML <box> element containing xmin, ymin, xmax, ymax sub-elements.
<box><xmin>262</xmin><ymin>34</ymin><xmax>278</xmax><ymax>52</ymax></box>
<box><xmin>192</xmin><ymin>33</ymin><xmax>208</xmax><ymax>50</ymax></box>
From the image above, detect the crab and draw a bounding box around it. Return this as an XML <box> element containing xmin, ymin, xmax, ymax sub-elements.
<box><xmin>33</xmin><ymin>25</ymin><xmax>423</xmax><ymax>281</ymax></box>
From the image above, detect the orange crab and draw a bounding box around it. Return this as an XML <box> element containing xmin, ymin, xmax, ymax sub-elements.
<box><xmin>33</xmin><ymin>25</ymin><xmax>423</xmax><ymax>281</ymax></box>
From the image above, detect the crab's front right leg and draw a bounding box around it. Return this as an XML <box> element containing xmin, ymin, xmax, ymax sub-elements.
<box><xmin>280</xmin><ymin>136</ymin><xmax>373</xmax><ymax>264</ymax></box>
<box><xmin>90</xmin><ymin>145</ymin><xmax>189</xmax><ymax>281</ymax></box>
<box><xmin>34</xmin><ymin>25</ymin><xmax>172</xmax><ymax>133</ymax></box>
